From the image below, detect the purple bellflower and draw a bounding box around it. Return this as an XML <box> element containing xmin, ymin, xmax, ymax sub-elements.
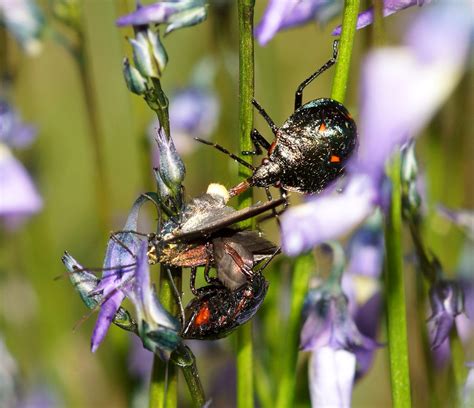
<box><xmin>428</xmin><ymin>280</ymin><xmax>463</xmax><ymax>350</ymax></box>
<box><xmin>0</xmin><ymin>101</ymin><xmax>42</xmax><ymax>224</ymax></box>
<box><xmin>332</xmin><ymin>0</ymin><xmax>431</xmax><ymax>36</ymax></box>
<box><xmin>342</xmin><ymin>214</ymin><xmax>384</xmax><ymax>377</ymax></box>
<box><xmin>128</xmin><ymin>241</ymin><xmax>180</xmax><ymax>359</ymax></box>
<box><xmin>89</xmin><ymin>194</ymin><xmax>150</xmax><ymax>352</ymax></box>
<box><xmin>0</xmin><ymin>0</ymin><xmax>44</xmax><ymax>55</ymax></box>
<box><xmin>255</xmin><ymin>0</ymin><xmax>343</xmax><ymax>46</ymax></box>
<box><xmin>300</xmin><ymin>243</ymin><xmax>379</xmax><ymax>405</ymax></box>
<box><xmin>281</xmin><ymin>0</ymin><xmax>472</xmax><ymax>256</ymax></box>
<box><xmin>116</xmin><ymin>0</ymin><xmax>208</xmax><ymax>36</ymax></box>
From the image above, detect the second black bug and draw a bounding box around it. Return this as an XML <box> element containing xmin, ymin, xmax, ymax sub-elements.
<box><xmin>197</xmin><ymin>41</ymin><xmax>357</xmax><ymax>197</ymax></box>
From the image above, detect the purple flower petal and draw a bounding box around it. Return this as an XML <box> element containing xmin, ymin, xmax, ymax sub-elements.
<box><xmin>91</xmin><ymin>290</ymin><xmax>126</xmax><ymax>352</ymax></box>
<box><xmin>255</xmin><ymin>0</ymin><xmax>298</xmax><ymax>46</ymax></box>
<box><xmin>0</xmin><ymin>101</ymin><xmax>37</xmax><ymax>148</ymax></box>
<box><xmin>0</xmin><ymin>146</ymin><xmax>42</xmax><ymax>218</ymax></box>
<box><xmin>357</xmin><ymin>0</ymin><xmax>471</xmax><ymax>180</ymax></box>
<box><xmin>116</xmin><ymin>3</ymin><xmax>181</xmax><ymax>26</ymax></box>
<box><xmin>281</xmin><ymin>175</ymin><xmax>377</xmax><ymax>256</ymax></box>
<box><xmin>332</xmin><ymin>0</ymin><xmax>430</xmax><ymax>36</ymax></box>
<box><xmin>309</xmin><ymin>348</ymin><xmax>356</xmax><ymax>407</ymax></box>
<box><xmin>90</xmin><ymin>195</ymin><xmax>149</xmax><ymax>351</ymax></box>
<box><xmin>256</xmin><ymin>0</ymin><xmax>343</xmax><ymax>45</ymax></box>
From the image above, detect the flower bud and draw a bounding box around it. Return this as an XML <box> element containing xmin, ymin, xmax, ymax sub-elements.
<box><xmin>122</xmin><ymin>57</ymin><xmax>147</xmax><ymax>95</ymax></box>
<box><xmin>154</xmin><ymin>128</ymin><xmax>185</xmax><ymax>194</ymax></box>
<box><xmin>129</xmin><ymin>28</ymin><xmax>167</xmax><ymax>79</ymax></box>
<box><xmin>165</xmin><ymin>4</ymin><xmax>208</xmax><ymax>35</ymax></box>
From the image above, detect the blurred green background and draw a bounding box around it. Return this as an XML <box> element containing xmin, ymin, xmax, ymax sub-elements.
<box><xmin>0</xmin><ymin>0</ymin><xmax>472</xmax><ymax>406</ymax></box>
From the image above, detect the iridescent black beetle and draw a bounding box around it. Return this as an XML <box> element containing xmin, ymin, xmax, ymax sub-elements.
<box><xmin>197</xmin><ymin>41</ymin><xmax>357</xmax><ymax>197</ymax></box>
<box><xmin>181</xmin><ymin>247</ymin><xmax>276</xmax><ymax>340</ymax></box>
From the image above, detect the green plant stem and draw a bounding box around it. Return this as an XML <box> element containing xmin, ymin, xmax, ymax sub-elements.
<box><xmin>147</xmin><ymin>78</ymin><xmax>171</xmax><ymax>138</ymax></box>
<box><xmin>236</xmin><ymin>1</ymin><xmax>255</xmax><ymax>408</ymax></box>
<box><xmin>384</xmin><ymin>152</ymin><xmax>412</xmax><ymax>408</ymax></box>
<box><xmin>331</xmin><ymin>0</ymin><xmax>360</xmax><ymax>103</ymax></box>
<box><xmin>76</xmin><ymin>36</ymin><xmax>111</xmax><ymax>232</ymax></box>
<box><xmin>170</xmin><ymin>344</ymin><xmax>206</xmax><ymax>408</ymax></box>
<box><xmin>276</xmin><ymin>254</ymin><xmax>313</xmax><ymax>408</ymax></box>
<box><xmin>149</xmin><ymin>266</ymin><xmax>181</xmax><ymax>408</ymax></box>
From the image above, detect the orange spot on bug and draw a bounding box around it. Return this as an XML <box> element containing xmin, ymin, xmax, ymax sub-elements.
<box><xmin>319</xmin><ymin>122</ymin><xmax>327</xmax><ymax>132</ymax></box>
<box><xmin>330</xmin><ymin>155</ymin><xmax>341</xmax><ymax>163</ymax></box>
<box><xmin>195</xmin><ymin>304</ymin><xmax>211</xmax><ymax>326</ymax></box>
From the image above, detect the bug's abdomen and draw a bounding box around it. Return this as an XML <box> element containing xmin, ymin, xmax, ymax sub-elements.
<box><xmin>274</xmin><ymin>98</ymin><xmax>357</xmax><ymax>193</ymax></box>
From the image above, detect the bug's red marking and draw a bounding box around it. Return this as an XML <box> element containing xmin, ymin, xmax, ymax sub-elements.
<box><xmin>195</xmin><ymin>303</ymin><xmax>211</xmax><ymax>326</ymax></box>
<box><xmin>330</xmin><ymin>155</ymin><xmax>341</xmax><ymax>163</ymax></box>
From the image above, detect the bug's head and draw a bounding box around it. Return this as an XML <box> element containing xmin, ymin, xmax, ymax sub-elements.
<box><xmin>251</xmin><ymin>158</ymin><xmax>281</xmax><ymax>188</ymax></box>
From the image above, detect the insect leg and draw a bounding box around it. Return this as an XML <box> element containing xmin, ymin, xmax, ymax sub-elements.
<box><xmin>252</xmin><ymin>99</ymin><xmax>278</xmax><ymax>135</ymax></box>
<box><xmin>204</xmin><ymin>242</ymin><xmax>219</xmax><ymax>284</ymax></box>
<box><xmin>242</xmin><ymin>129</ymin><xmax>271</xmax><ymax>156</ymax></box>
<box><xmin>190</xmin><ymin>267</ymin><xmax>199</xmax><ymax>295</ymax></box>
<box><xmin>194</xmin><ymin>137</ymin><xmax>256</xmax><ymax>170</ymax></box>
<box><xmin>294</xmin><ymin>40</ymin><xmax>339</xmax><ymax>110</ymax></box>
<box><xmin>264</xmin><ymin>187</ymin><xmax>281</xmax><ymax>227</ymax></box>
<box><xmin>165</xmin><ymin>266</ymin><xmax>185</xmax><ymax>325</ymax></box>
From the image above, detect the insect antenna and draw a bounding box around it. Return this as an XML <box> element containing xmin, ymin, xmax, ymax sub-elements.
<box><xmin>255</xmin><ymin>247</ymin><xmax>281</xmax><ymax>275</ymax></box>
<box><xmin>194</xmin><ymin>137</ymin><xmax>256</xmax><ymax>171</ymax></box>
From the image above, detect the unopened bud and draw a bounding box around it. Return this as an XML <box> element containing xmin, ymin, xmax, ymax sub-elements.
<box><xmin>122</xmin><ymin>57</ymin><xmax>147</xmax><ymax>95</ymax></box>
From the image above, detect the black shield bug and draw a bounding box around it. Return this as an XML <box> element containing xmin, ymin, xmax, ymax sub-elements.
<box><xmin>181</xmin><ymin>242</ymin><xmax>278</xmax><ymax>340</ymax></box>
<box><xmin>196</xmin><ymin>41</ymin><xmax>357</xmax><ymax>197</ymax></box>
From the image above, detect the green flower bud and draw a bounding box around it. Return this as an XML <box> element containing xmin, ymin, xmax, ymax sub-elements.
<box><xmin>122</xmin><ymin>58</ymin><xmax>147</xmax><ymax>95</ymax></box>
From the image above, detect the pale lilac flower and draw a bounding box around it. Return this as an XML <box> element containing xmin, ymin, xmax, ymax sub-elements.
<box><xmin>332</xmin><ymin>0</ymin><xmax>431</xmax><ymax>36</ymax></box>
<box><xmin>0</xmin><ymin>101</ymin><xmax>42</xmax><ymax>224</ymax></box>
<box><xmin>342</xmin><ymin>215</ymin><xmax>384</xmax><ymax>377</ymax></box>
<box><xmin>116</xmin><ymin>0</ymin><xmax>207</xmax><ymax>36</ymax></box>
<box><xmin>255</xmin><ymin>0</ymin><xmax>343</xmax><ymax>46</ymax></box>
<box><xmin>128</xmin><ymin>241</ymin><xmax>180</xmax><ymax>359</ymax></box>
<box><xmin>0</xmin><ymin>145</ymin><xmax>42</xmax><ymax>219</ymax></box>
<box><xmin>281</xmin><ymin>0</ymin><xmax>472</xmax><ymax>255</ymax></box>
<box><xmin>300</xmin><ymin>282</ymin><xmax>378</xmax><ymax>353</ymax></box>
<box><xmin>0</xmin><ymin>0</ymin><xmax>44</xmax><ymax>55</ymax></box>
<box><xmin>301</xmin><ymin>243</ymin><xmax>379</xmax><ymax>405</ymax></box>
<box><xmin>0</xmin><ymin>101</ymin><xmax>37</xmax><ymax>148</ymax></box>
<box><xmin>90</xmin><ymin>194</ymin><xmax>149</xmax><ymax>352</ymax></box>
<box><xmin>309</xmin><ymin>347</ymin><xmax>355</xmax><ymax>407</ymax></box>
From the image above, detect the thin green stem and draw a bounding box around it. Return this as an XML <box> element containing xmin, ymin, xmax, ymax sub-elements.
<box><xmin>384</xmin><ymin>152</ymin><xmax>412</xmax><ymax>408</ymax></box>
<box><xmin>275</xmin><ymin>254</ymin><xmax>312</xmax><ymax>408</ymax></box>
<box><xmin>236</xmin><ymin>1</ymin><xmax>255</xmax><ymax>408</ymax></box>
<box><xmin>67</xmin><ymin>22</ymin><xmax>112</xmax><ymax>232</ymax></box>
<box><xmin>149</xmin><ymin>266</ymin><xmax>181</xmax><ymax>408</ymax></box>
<box><xmin>331</xmin><ymin>0</ymin><xmax>360</xmax><ymax>103</ymax></box>
<box><xmin>147</xmin><ymin>78</ymin><xmax>171</xmax><ymax>138</ymax></box>
<box><xmin>170</xmin><ymin>344</ymin><xmax>206</xmax><ymax>408</ymax></box>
